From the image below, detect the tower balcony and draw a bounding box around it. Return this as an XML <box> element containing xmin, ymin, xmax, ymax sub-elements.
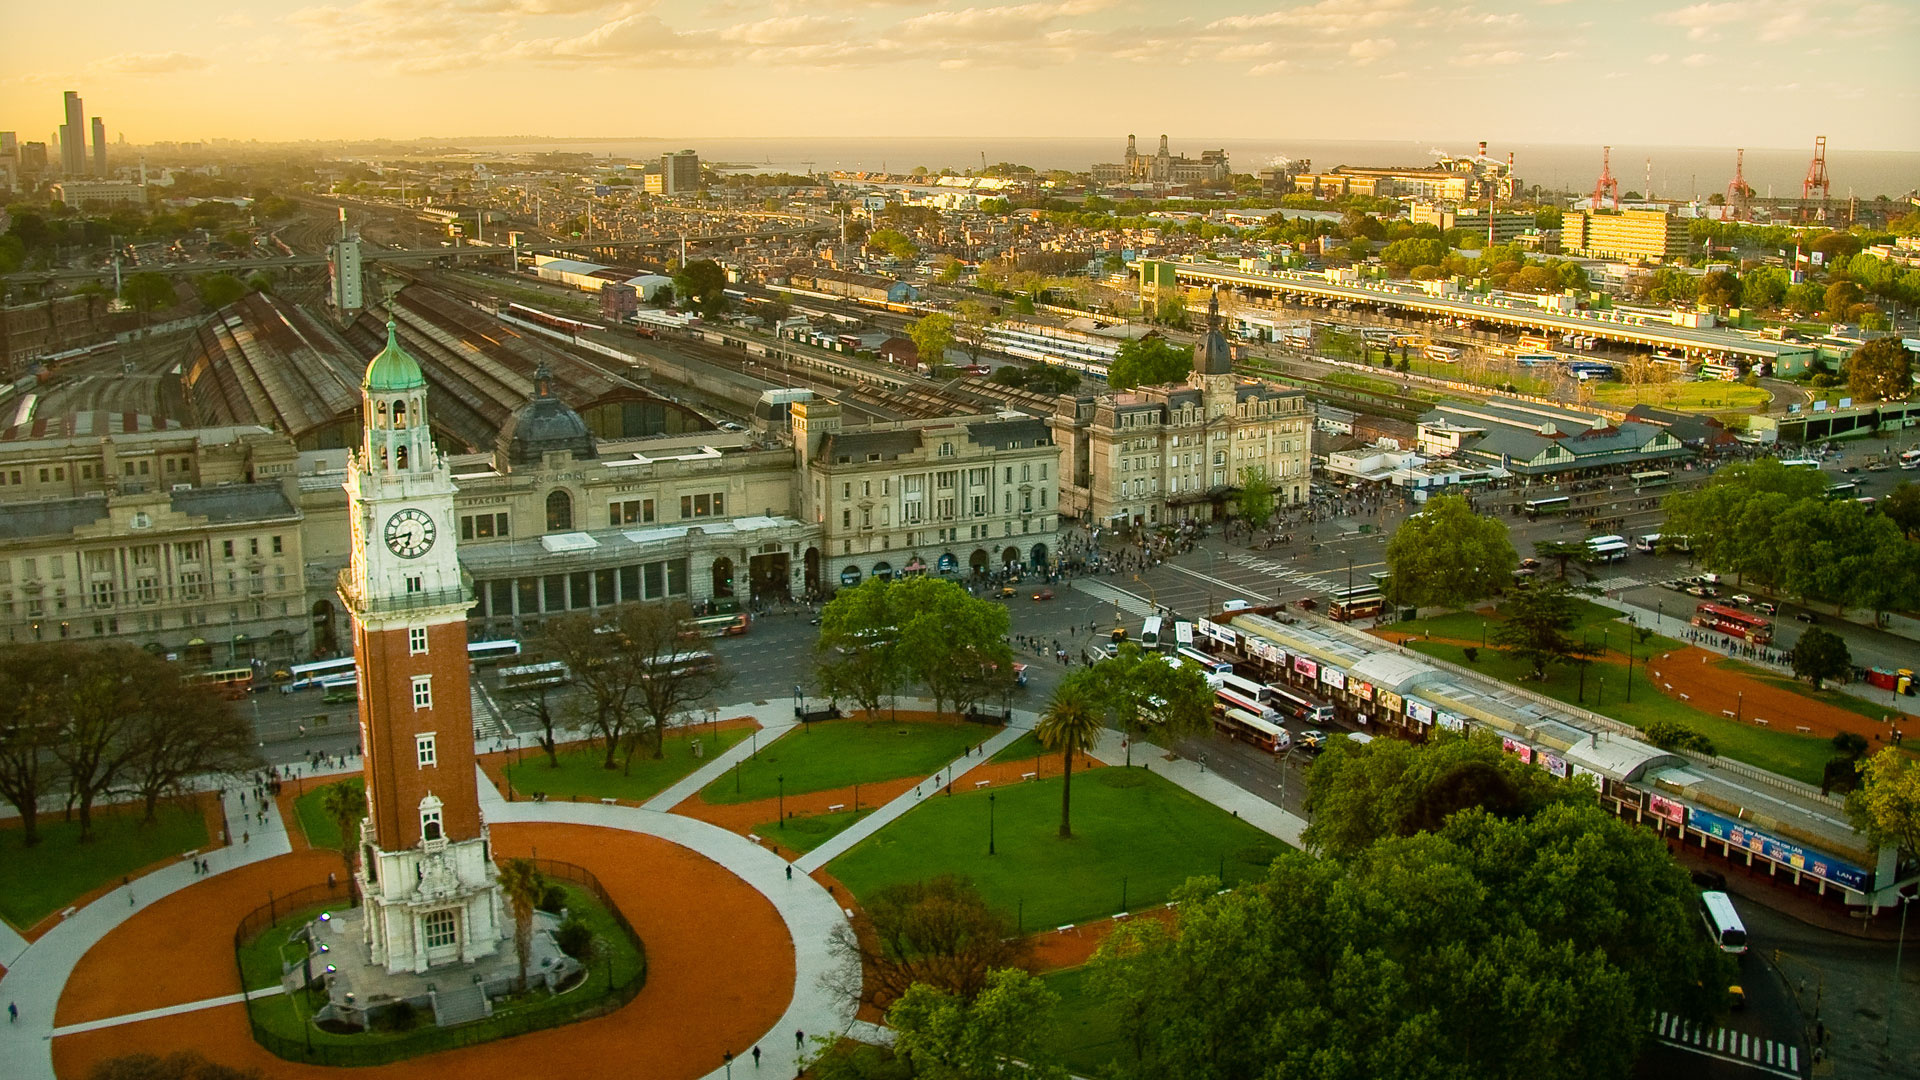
<box><xmin>336</xmin><ymin>567</ymin><xmax>475</xmax><ymax>618</ymax></box>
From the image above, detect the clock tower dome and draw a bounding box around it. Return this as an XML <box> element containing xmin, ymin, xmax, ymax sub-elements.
<box><xmin>342</xmin><ymin>320</ymin><xmax>506</xmax><ymax>974</ymax></box>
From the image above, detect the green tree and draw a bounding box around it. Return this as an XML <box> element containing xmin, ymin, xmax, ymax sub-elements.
<box><xmin>816</xmin><ymin>578</ymin><xmax>909</xmax><ymax>716</ymax></box>
<box><xmin>887</xmin><ymin>969</ymin><xmax>1067</xmax><ymax>1080</ymax></box>
<box><xmin>1036</xmin><ymin>674</ymin><xmax>1105</xmax><ymax>838</ymax></box>
<box><xmin>194</xmin><ymin>272</ymin><xmax>247</xmax><ymax>310</ymax></box>
<box><xmin>319</xmin><ymin>780</ymin><xmax>367</xmax><ymax>881</ymax></box>
<box><xmin>1884</xmin><ymin>482</ymin><xmax>1920</xmax><ymax>540</ymax></box>
<box><xmin>1789</xmin><ymin>627</ymin><xmax>1851</xmax><ymax>691</ymax></box>
<box><xmin>827</xmin><ymin>876</ymin><xmax>1030</xmax><ymax>1008</ymax></box>
<box><xmin>1846</xmin><ymin>749</ymin><xmax>1920</xmax><ymax>858</ymax></box>
<box><xmin>1698</xmin><ymin>270</ymin><xmax>1741</xmax><ymax>308</ymax></box>
<box><xmin>1107</xmin><ymin>335</ymin><xmax>1191</xmax><ymax>391</ymax></box>
<box><xmin>1642</xmin><ymin>721</ymin><xmax>1716</xmax><ymax>756</ymax></box>
<box><xmin>1491</xmin><ymin>578</ymin><xmax>1596</xmax><ymax>680</ymax></box>
<box><xmin>1233</xmin><ymin>466</ymin><xmax>1275</xmax><ymax>530</ymax></box>
<box><xmin>1845</xmin><ymin>338</ymin><xmax>1913</xmax><ymax>402</ymax></box>
<box><xmin>120</xmin><ymin>271</ymin><xmax>177</xmax><ymax>316</ymax></box>
<box><xmin>1082</xmin><ymin>643</ymin><xmax>1213</xmax><ymax>766</ymax></box>
<box><xmin>868</xmin><ymin>228</ymin><xmax>918</xmax><ymax>261</ymax></box>
<box><xmin>1784</xmin><ymin>280</ymin><xmax>1824</xmax><ymax>315</ymax></box>
<box><xmin>1741</xmin><ymin>267</ymin><xmax>1789</xmax><ymax>310</ymax></box>
<box><xmin>908</xmin><ymin>313</ymin><xmax>956</xmax><ymax>370</ymax></box>
<box><xmin>1382</xmin><ymin>494</ymin><xmax>1518</xmax><ymax>609</ymax></box>
<box><xmin>670</xmin><ymin>258</ymin><xmax>728</xmax><ymax>317</ymax></box>
<box><xmin>498</xmin><ymin>858</ymin><xmax>547</xmax><ymax>992</ymax></box>
<box><xmin>952</xmin><ymin>299</ymin><xmax>1001</xmax><ymax>363</ymax></box>
<box><xmin>892</xmin><ymin>576</ymin><xmax>1014</xmax><ymax>719</ymax></box>
<box><xmin>1532</xmin><ymin>539</ymin><xmax>1592</xmax><ymax>582</ymax></box>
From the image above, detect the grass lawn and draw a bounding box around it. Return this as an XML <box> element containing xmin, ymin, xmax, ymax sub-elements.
<box><xmin>991</xmin><ymin>731</ymin><xmax>1047</xmax><ymax>763</ymax></box>
<box><xmin>503</xmin><ymin>726</ymin><xmax>751</xmax><ymax>804</ymax></box>
<box><xmin>828</xmin><ymin>769</ymin><xmax>1284</xmax><ymax>931</ymax></box>
<box><xmin>1591</xmin><ymin>381</ymin><xmax>1771</xmax><ymax>413</ymax></box>
<box><xmin>750</xmin><ymin>808</ymin><xmax>874</xmax><ymax>854</ymax></box>
<box><xmin>1395</xmin><ymin>600</ymin><xmax>1683</xmax><ymax>657</ymax></box>
<box><xmin>294</xmin><ymin>777</ymin><xmax>364</xmax><ymax>852</ymax></box>
<box><xmin>1043</xmin><ymin>966</ymin><xmax>1126</xmax><ymax>1078</ymax></box>
<box><xmin>0</xmin><ymin>800</ymin><xmax>208</xmax><ymax>931</ymax></box>
<box><xmin>237</xmin><ymin>902</ymin><xmax>337</xmax><ymax>990</ymax></box>
<box><xmin>699</xmin><ymin>718</ymin><xmax>991</xmax><ymax>805</ymax></box>
<box><xmin>1404</xmin><ymin>640</ymin><xmax>1831</xmax><ymax>784</ymax></box>
<box><xmin>245</xmin><ymin>883</ymin><xmax>645</xmax><ymax>1063</ymax></box>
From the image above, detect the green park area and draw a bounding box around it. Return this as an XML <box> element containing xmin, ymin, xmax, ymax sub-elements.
<box><xmin>991</xmin><ymin>731</ymin><xmax>1047</xmax><ymax>763</ymax></box>
<box><xmin>751</xmin><ymin>807</ymin><xmax>875</xmax><ymax>855</ymax></box>
<box><xmin>1590</xmin><ymin>380</ymin><xmax>1771</xmax><ymax>413</ymax></box>
<box><xmin>829</xmin><ymin>768</ymin><xmax>1283</xmax><ymax>931</ymax></box>
<box><xmin>0</xmin><ymin>800</ymin><xmax>209</xmax><ymax>931</ymax></box>
<box><xmin>1394</xmin><ymin>598</ymin><xmax>1682</xmax><ymax>657</ymax></box>
<box><xmin>240</xmin><ymin>881</ymin><xmax>645</xmax><ymax>1064</ymax></box>
<box><xmin>1721</xmin><ymin>658</ymin><xmax>1918</xmax><ymax>727</ymax></box>
<box><xmin>501</xmin><ymin>725</ymin><xmax>752</xmax><ymax>804</ymax></box>
<box><xmin>700</xmin><ymin>717</ymin><xmax>991</xmax><ymax>805</ymax></box>
<box><xmin>294</xmin><ymin>777</ymin><xmax>363</xmax><ymax>851</ymax></box>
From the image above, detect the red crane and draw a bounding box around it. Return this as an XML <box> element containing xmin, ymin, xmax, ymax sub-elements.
<box><xmin>1725</xmin><ymin>148</ymin><xmax>1752</xmax><ymax>221</ymax></box>
<box><xmin>1801</xmin><ymin>136</ymin><xmax>1830</xmax><ymax>223</ymax></box>
<box><xmin>1590</xmin><ymin>145</ymin><xmax>1619</xmax><ymax>211</ymax></box>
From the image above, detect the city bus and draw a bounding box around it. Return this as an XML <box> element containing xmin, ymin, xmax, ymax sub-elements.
<box><xmin>467</xmin><ymin>639</ymin><xmax>523</xmax><ymax>666</ymax></box>
<box><xmin>645</xmin><ymin>650</ymin><xmax>718</xmax><ymax>679</ymax></box>
<box><xmin>1585</xmin><ymin>535</ymin><xmax>1631</xmax><ymax>564</ymax></box>
<box><xmin>1216</xmin><ymin>673</ymin><xmax>1281</xmax><ymax>721</ymax></box>
<box><xmin>283</xmin><ymin>656</ymin><xmax>357</xmax><ymax>691</ymax></box>
<box><xmin>1140</xmin><ymin>615</ymin><xmax>1163</xmax><ymax>652</ymax></box>
<box><xmin>1692</xmin><ymin>603</ymin><xmax>1773</xmax><ymax>645</ymax></box>
<box><xmin>1518</xmin><ymin>333</ymin><xmax>1554</xmax><ymax>352</ymax></box>
<box><xmin>1825</xmin><ymin>482</ymin><xmax>1860</xmax><ymax>500</ymax></box>
<box><xmin>1424</xmin><ymin>344</ymin><xmax>1463</xmax><ymax>363</ymax></box>
<box><xmin>500</xmin><ymin>660</ymin><xmax>571</xmax><ymax>692</ymax></box>
<box><xmin>1264</xmin><ymin>683</ymin><xmax>1335</xmax><ymax>724</ymax></box>
<box><xmin>1901</xmin><ymin>450</ymin><xmax>1920</xmax><ymax>470</ymax></box>
<box><xmin>1524</xmin><ymin>496</ymin><xmax>1573</xmax><ymax>518</ymax></box>
<box><xmin>1325</xmin><ymin>584</ymin><xmax>1385</xmax><ymax>622</ymax></box>
<box><xmin>1214</xmin><ymin>707</ymin><xmax>1290</xmax><ymax>754</ymax></box>
<box><xmin>188</xmin><ymin>667</ymin><xmax>255</xmax><ymax>699</ymax></box>
<box><xmin>1700</xmin><ymin>891</ymin><xmax>1748</xmax><ymax>954</ymax></box>
<box><xmin>1630</xmin><ymin>470</ymin><xmax>1672</xmax><ymax>490</ymax></box>
<box><xmin>1177</xmin><ymin>647</ymin><xmax>1234</xmax><ymax>679</ymax></box>
<box><xmin>320</xmin><ymin>674</ymin><xmax>358</xmax><ymax>704</ymax></box>
<box><xmin>686</xmin><ymin>613</ymin><xmax>750</xmax><ymax>638</ymax></box>
<box><xmin>1779</xmin><ymin>458</ymin><xmax>1822</xmax><ymax>470</ymax></box>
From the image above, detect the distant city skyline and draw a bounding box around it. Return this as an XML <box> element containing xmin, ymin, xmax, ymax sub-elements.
<box><xmin>1</xmin><ymin>1</ymin><xmax>1915</xmax><ymax>151</ymax></box>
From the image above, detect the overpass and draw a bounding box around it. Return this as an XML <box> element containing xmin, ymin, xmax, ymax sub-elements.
<box><xmin>1159</xmin><ymin>261</ymin><xmax>1819</xmax><ymax>368</ymax></box>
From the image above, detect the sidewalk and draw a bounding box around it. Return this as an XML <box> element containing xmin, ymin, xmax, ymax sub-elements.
<box><xmin>644</xmin><ymin>701</ymin><xmax>797</xmax><ymax>813</ymax></box>
<box><xmin>0</xmin><ymin>786</ymin><xmax>292</xmax><ymax>1080</ymax></box>
<box><xmin>1084</xmin><ymin>729</ymin><xmax>1306</xmax><ymax>850</ymax></box>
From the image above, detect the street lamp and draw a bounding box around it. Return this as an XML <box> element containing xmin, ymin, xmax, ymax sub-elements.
<box><xmin>1888</xmin><ymin>890</ymin><xmax>1913</xmax><ymax>1054</ymax></box>
<box><xmin>987</xmin><ymin>792</ymin><xmax>996</xmax><ymax>856</ymax></box>
<box><xmin>777</xmin><ymin>774</ymin><xmax>785</xmax><ymax>829</ymax></box>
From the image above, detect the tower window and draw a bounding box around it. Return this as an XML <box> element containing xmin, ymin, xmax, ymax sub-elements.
<box><xmin>411</xmin><ymin>675</ymin><xmax>432</xmax><ymax>710</ymax></box>
<box><xmin>408</xmin><ymin>626</ymin><xmax>428</xmax><ymax>654</ymax></box>
<box><xmin>420</xmin><ymin>803</ymin><xmax>443</xmax><ymax>843</ymax></box>
<box><xmin>545</xmin><ymin>489</ymin><xmax>574</xmax><ymax>532</ymax></box>
<box><xmin>416</xmin><ymin>732</ymin><xmax>437</xmax><ymax>768</ymax></box>
<box><xmin>423</xmin><ymin>908</ymin><xmax>456</xmax><ymax>949</ymax></box>
<box><xmin>392</xmin><ymin>399</ymin><xmax>409</xmax><ymax>429</ymax></box>
<box><xmin>406</xmin><ymin>575</ymin><xmax>423</xmax><ymax>594</ymax></box>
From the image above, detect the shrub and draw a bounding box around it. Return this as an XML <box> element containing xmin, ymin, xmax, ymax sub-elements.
<box><xmin>1462</xmin><ymin>646</ymin><xmax>1480</xmax><ymax>663</ymax></box>
<box><xmin>538</xmin><ymin>883</ymin><xmax>568</xmax><ymax>913</ymax></box>
<box><xmin>371</xmin><ymin>1001</ymin><xmax>419</xmax><ymax>1033</ymax></box>
<box><xmin>555</xmin><ymin>916</ymin><xmax>594</xmax><ymax>959</ymax></box>
<box><xmin>1643</xmin><ymin>720</ymin><xmax>1716</xmax><ymax>756</ymax></box>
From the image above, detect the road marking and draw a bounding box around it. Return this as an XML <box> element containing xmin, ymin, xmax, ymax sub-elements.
<box><xmin>1649</xmin><ymin>1012</ymin><xmax>1799</xmax><ymax>1079</ymax></box>
<box><xmin>1074</xmin><ymin>579</ymin><xmax>1157</xmax><ymax>617</ymax></box>
<box><xmin>1163</xmin><ymin>562</ymin><xmax>1271</xmax><ymax>603</ymax></box>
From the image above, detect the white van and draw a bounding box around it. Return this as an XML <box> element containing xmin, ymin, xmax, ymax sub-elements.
<box><xmin>1346</xmin><ymin>731</ymin><xmax>1375</xmax><ymax>746</ymax></box>
<box><xmin>1221</xmin><ymin>599</ymin><xmax>1252</xmax><ymax>613</ymax></box>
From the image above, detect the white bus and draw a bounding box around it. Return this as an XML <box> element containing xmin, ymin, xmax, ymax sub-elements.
<box><xmin>284</xmin><ymin>656</ymin><xmax>357</xmax><ymax>692</ymax></box>
<box><xmin>1140</xmin><ymin>615</ymin><xmax>1163</xmax><ymax>651</ymax></box>
<box><xmin>1425</xmin><ymin>344</ymin><xmax>1463</xmax><ymax>363</ymax></box>
<box><xmin>467</xmin><ymin>639</ymin><xmax>522</xmax><ymax>666</ymax></box>
<box><xmin>1264</xmin><ymin>683</ymin><xmax>1335</xmax><ymax>724</ymax></box>
<box><xmin>1900</xmin><ymin>449</ymin><xmax>1920</xmax><ymax>470</ymax></box>
<box><xmin>1700</xmin><ymin>890</ymin><xmax>1748</xmax><ymax>954</ymax></box>
<box><xmin>1779</xmin><ymin>458</ymin><xmax>1822</xmax><ymax>471</ymax></box>
<box><xmin>1216</xmin><ymin>674</ymin><xmax>1281</xmax><ymax>721</ymax></box>
<box><xmin>500</xmin><ymin>660</ymin><xmax>571</xmax><ymax>692</ymax></box>
<box><xmin>1215</xmin><ymin>708</ymin><xmax>1290</xmax><ymax>753</ymax></box>
<box><xmin>1177</xmin><ymin>647</ymin><xmax>1234</xmax><ymax>678</ymax></box>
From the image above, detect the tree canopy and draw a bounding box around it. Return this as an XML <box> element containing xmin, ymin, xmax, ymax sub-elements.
<box><xmin>1491</xmin><ymin>577</ymin><xmax>1598</xmax><ymax>681</ymax></box>
<box><xmin>1845</xmin><ymin>338</ymin><xmax>1913</xmax><ymax>403</ymax></box>
<box><xmin>670</xmin><ymin>258</ymin><xmax>728</xmax><ymax>317</ymax></box>
<box><xmin>816</xmin><ymin>577</ymin><xmax>1013</xmax><ymax>718</ymax></box>
<box><xmin>1847</xmin><ymin>748</ymin><xmax>1920</xmax><ymax>859</ymax></box>
<box><xmin>1789</xmin><ymin>627</ymin><xmax>1851</xmax><ymax>691</ymax></box>
<box><xmin>908</xmin><ymin>313</ymin><xmax>956</xmax><ymax>370</ymax></box>
<box><xmin>1382</xmin><ymin>494</ymin><xmax>1518</xmax><ymax>609</ymax></box>
<box><xmin>1107</xmin><ymin>335</ymin><xmax>1191</xmax><ymax>391</ymax></box>
<box><xmin>1233</xmin><ymin>466</ymin><xmax>1275</xmax><ymax>529</ymax></box>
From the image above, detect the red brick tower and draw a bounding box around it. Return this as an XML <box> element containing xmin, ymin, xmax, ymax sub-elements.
<box><xmin>343</xmin><ymin>321</ymin><xmax>505</xmax><ymax>974</ymax></box>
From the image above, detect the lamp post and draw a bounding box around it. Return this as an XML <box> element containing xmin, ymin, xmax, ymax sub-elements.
<box><xmin>1626</xmin><ymin>634</ymin><xmax>1634</xmax><ymax>702</ymax></box>
<box><xmin>1735</xmin><ymin>691</ymin><xmax>1743</xmax><ymax>723</ymax></box>
<box><xmin>1888</xmin><ymin>891</ymin><xmax>1913</xmax><ymax>1054</ymax></box>
<box><xmin>777</xmin><ymin>774</ymin><xmax>785</xmax><ymax>829</ymax></box>
<box><xmin>987</xmin><ymin>793</ymin><xmax>996</xmax><ymax>855</ymax></box>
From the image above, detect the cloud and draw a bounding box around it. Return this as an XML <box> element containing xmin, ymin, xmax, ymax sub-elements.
<box><xmin>92</xmin><ymin>52</ymin><xmax>212</xmax><ymax>74</ymax></box>
<box><xmin>1349</xmin><ymin>37</ymin><xmax>1398</xmax><ymax>62</ymax></box>
<box><xmin>1645</xmin><ymin>52</ymin><xmax>1670</xmax><ymax>63</ymax></box>
<box><xmin>1682</xmin><ymin>52</ymin><xmax>1712</xmax><ymax>66</ymax></box>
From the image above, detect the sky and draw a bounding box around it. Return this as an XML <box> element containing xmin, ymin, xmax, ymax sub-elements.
<box><xmin>1</xmin><ymin>0</ymin><xmax>1916</xmax><ymax>150</ymax></box>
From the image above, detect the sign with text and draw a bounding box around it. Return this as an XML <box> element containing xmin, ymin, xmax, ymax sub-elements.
<box><xmin>1687</xmin><ymin>806</ymin><xmax>1870</xmax><ymax>892</ymax></box>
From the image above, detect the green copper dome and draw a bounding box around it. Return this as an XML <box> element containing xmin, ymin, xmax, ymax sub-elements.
<box><xmin>363</xmin><ymin>320</ymin><xmax>426</xmax><ymax>392</ymax></box>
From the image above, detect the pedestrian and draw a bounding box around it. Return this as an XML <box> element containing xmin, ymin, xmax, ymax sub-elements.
<box><xmin>329</xmin><ymin>871</ymin><xmax>337</xmax><ymax>888</ymax></box>
<box><xmin>753</xmin><ymin>1046</ymin><xmax>762</xmax><ymax>1067</ymax></box>
<box><xmin>243</xmin><ymin>830</ymin><xmax>250</xmax><ymax>845</ymax></box>
<box><xmin>785</xmin><ymin>864</ymin><xmax>792</xmax><ymax>881</ymax></box>
<box><xmin>796</xmin><ymin>1030</ymin><xmax>805</xmax><ymax>1052</ymax></box>
<box><xmin>8</xmin><ymin>1001</ymin><xmax>16</xmax><ymax>1023</ymax></box>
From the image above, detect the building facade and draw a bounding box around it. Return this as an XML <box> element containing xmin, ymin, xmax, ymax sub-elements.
<box><xmin>794</xmin><ymin>401</ymin><xmax>1061</xmax><ymax>585</ymax></box>
<box><xmin>344</xmin><ymin>322</ymin><xmax>508</xmax><ymax>975</ymax></box>
<box><xmin>49</xmin><ymin>180</ymin><xmax>144</xmax><ymax>211</ymax></box>
<box><xmin>61</xmin><ymin>91</ymin><xmax>85</xmax><ymax>176</ymax></box>
<box><xmin>1050</xmin><ymin>294</ymin><xmax>1314</xmax><ymax>528</ymax></box>
<box><xmin>663</xmin><ymin>150</ymin><xmax>701</xmax><ymax>195</ymax></box>
<box><xmin>1561</xmin><ymin>209</ymin><xmax>1687</xmax><ymax>263</ymax></box>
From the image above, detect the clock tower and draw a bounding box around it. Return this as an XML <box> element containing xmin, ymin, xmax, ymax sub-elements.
<box><xmin>342</xmin><ymin>321</ymin><xmax>506</xmax><ymax>974</ymax></box>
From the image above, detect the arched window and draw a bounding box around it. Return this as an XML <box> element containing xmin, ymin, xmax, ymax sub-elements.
<box><xmin>395</xmin><ymin>445</ymin><xmax>408</xmax><ymax>471</ymax></box>
<box><xmin>419</xmin><ymin>795</ymin><xmax>443</xmax><ymax>843</ymax></box>
<box><xmin>546</xmin><ymin>489</ymin><xmax>574</xmax><ymax>532</ymax></box>
<box><xmin>392</xmin><ymin>399</ymin><xmax>409</xmax><ymax>430</ymax></box>
<box><xmin>375</xmin><ymin>401</ymin><xmax>389</xmax><ymax>429</ymax></box>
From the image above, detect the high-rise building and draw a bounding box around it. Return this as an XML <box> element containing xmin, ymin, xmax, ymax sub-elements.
<box><xmin>20</xmin><ymin>142</ymin><xmax>49</xmax><ymax>175</ymax></box>
<box><xmin>91</xmin><ymin>117</ymin><xmax>106</xmax><ymax>176</ymax></box>
<box><xmin>1561</xmin><ymin>209</ymin><xmax>1687</xmax><ymax>264</ymax></box>
<box><xmin>342</xmin><ymin>323</ymin><xmax>509</xmax><ymax>975</ymax></box>
<box><xmin>662</xmin><ymin>149</ymin><xmax>700</xmax><ymax>195</ymax></box>
<box><xmin>0</xmin><ymin>132</ymin><xmax>16</xmax><ymax>162</ymax></box>
<box><xmin>61</xmin><ymin>91</ymin><xmax>85</xmax><ymax>175</ymax></box>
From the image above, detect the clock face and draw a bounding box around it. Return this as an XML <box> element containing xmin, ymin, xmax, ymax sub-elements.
<box><xmin>383</xmin><ymin>508</ymin><xmax>437</xmax><ymax>559</ymax></box>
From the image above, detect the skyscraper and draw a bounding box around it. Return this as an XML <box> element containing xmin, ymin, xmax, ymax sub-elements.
<box><xmin>662</xmin><ymin>149</ymin><xmax>701</xmax><ymax>196</ymax></box>
<box><xmin>91</xmin><ymin>117</ymin><xmax>106</xmax><ymax>176</ymax></box>
<box><xmin>61</xmin><ymin>91</ymin><xmax>85</xmax><ymax>175</ymax></box>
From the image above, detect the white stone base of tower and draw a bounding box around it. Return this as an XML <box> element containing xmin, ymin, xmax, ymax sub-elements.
<box><xmin>358</xmin><ymin>820</ymin><xmax>507</xmax><ymax>975</ymax></box>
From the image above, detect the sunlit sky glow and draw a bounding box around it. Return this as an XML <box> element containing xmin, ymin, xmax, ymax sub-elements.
<box><xmin>1</xmin><ymin>0</ymin><xmax>1915</xmax><ymax>150</ymax></box>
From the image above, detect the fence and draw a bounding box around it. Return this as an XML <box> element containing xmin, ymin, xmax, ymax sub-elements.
<box><xmin>233</xmin><ymin>861</ymin><xmax>645</xmax><ymax>1066</ymax></box>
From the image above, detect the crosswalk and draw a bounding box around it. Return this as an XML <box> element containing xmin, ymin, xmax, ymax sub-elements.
<box><xmin>1225</xmin><ymin>553</ymin><xmax>1340</xmax><ymax>594</ymax></box>
<box><xmin>1074</xmin><ymin>578</ymin><xmax>1156</xmax><ymax>618</ymax></box>
<box><xmin>1650</xmin><ymin>1012</ymin><xmax>1800</xmax><ymax>1078</ymax></box>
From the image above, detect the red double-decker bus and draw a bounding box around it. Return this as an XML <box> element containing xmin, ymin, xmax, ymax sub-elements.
<box><xmin>1693</xmin><ymin>603</ymin><xmax>1773</xmax><ymax>644</ymax></box>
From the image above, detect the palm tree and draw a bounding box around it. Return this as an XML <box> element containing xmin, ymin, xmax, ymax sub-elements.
<box><xmin>1035</xmin><ymin>678</ymin><xmax>1105</xmax><ymax>839</ymax></box>
<box><xmin>498</xmin><ymin>858</ymin><xmax>547</xmax><ymax>993</ymax></box>
<box><xmin>319</xmin><ymin>780</ymin><xmax>367</xmax><ymax>884</ymax></box>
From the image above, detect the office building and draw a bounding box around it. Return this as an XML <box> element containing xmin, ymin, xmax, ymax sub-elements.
<box><xmin>90</xmin><ymin>117</ymin><xmax>105</xmax><ymax>176</ymax></box>
<box><xmin>0</xmin><ymin>132</ymin><xmax>16</xmax><ymax>162</ymax></box>
<box><xmin>1050</xmin><ymin>293</ymin><xmax>1313</xmax><ymax>528</ymax></box>
<box><xmin>61</xmin><ymin>91</ymin><xmax>85</xmax><ymax>175</ymax></box>
<box><xmin>49</xmin><ymin>180</ymin><xmax>145</xmax><ymax>210</ymax></box>
<box><xmin>20</xmin><ymin>142</ymin><xmax>49</xmax><ymax>176</ymax></box>
<box><xmin>662</xmin><ymin>150</ymin><xmax>701</xmax><ymax>195</ymax></box>
<box><xmin>1409</xmin><ymin>203</ymin><xmax>1536</xmax><ymax>245</ymax></box>
<box><xmin>1561</xmin><ymin>209</ymin><xmax>1687</xmax><ymax>264</ymax></box>
<box><xmin>793</xmin><ymin>400</ymin><xmax>1062</xmax><ymax>585</ymax></box>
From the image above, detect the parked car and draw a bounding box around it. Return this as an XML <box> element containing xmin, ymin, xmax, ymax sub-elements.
<box><xmin>1298</xmin><ymin>730</ymin><xmax>1329</xmax><ymax>753</ymax></box>
<box><xmin>1691</xmin><ymin>868</ymin><xmax>1729</xmax><ymax>890</ymax></box>
<box><xmin>1795</xmin><ymin>612</ymin><xmax>1819</xmax><ymax>624</ymax></box>
<box><xmin>1221</xmin><ymin>599</ymin><xmax>1252</xmax><ymax>612</ymax></box>
<box><xmin>1754</xmin><ymin>602</ymin><xmax>1778</xmax><ymax>615</ymax></box>
<box><xmin>1730</xmin><ymin>594</ymin><xmax>1754</xmax><ymax>606</ymax></box>
<box><xmin>1031</xmin><ymin>587</ymin><xmax>1055</xmax><ymax>602</ymax></box>
<box><xmin>1686</xmin><ymin>585</ymin><xmax>1717</xmax><ymax>598</ymax></box>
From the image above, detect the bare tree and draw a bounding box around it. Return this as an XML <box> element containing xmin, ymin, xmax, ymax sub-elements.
<box><xmin>501</xmin><ymin>682</ymin><xmax>563</xmax><ymax>768</ymax></box>
<box><xmin>826</xmin><ymin>875</ymin><xmax>1032</xmax><ymax>1009</ymax></box>
<box><xmin>609</xmin><ymin>601</ymin><xmax>729</xmax><ymax>763</ymax></box>
<box><xmin>52</xmin><ymin>644</ymin><xmax>153</xmax><ymax>841</ymax></box>
<box><xmin>0</xmin><ymin>644</ymin><xmax>65</xmax><ymax>846</ymax></box>
<box><xmin>123</xmin><ymin>677</ymin><xmax>258</xmax><ymax>823</ymax></box>
<box><xmin>536</xmin><ymin>612</ymin><xmax>648</xmax><ymax>770</ymax></box>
